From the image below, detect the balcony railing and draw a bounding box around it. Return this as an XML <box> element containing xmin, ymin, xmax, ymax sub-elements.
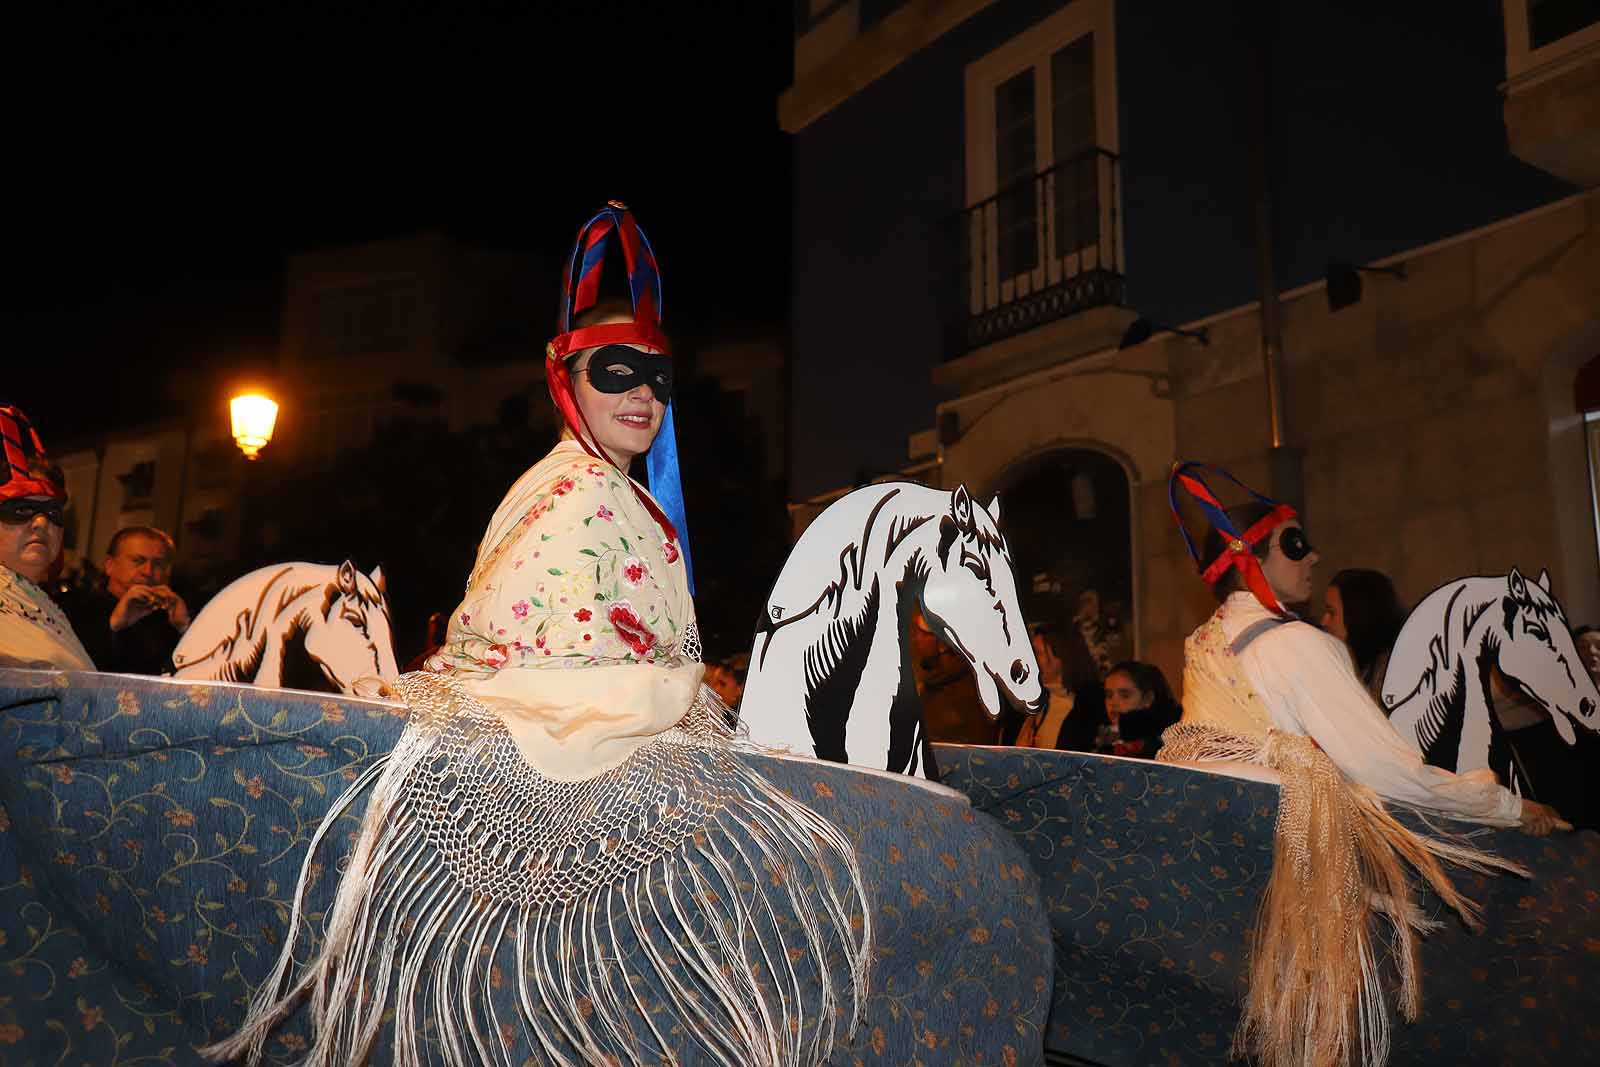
<box><xmin>946</xmin><ymin>148</ymin><xmax>1124</xmax><ymax>356</ymax></box>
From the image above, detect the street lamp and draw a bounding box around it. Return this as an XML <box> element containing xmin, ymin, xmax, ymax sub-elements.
<box><xmin>230</xmin><ymin>392</ymin><xmax>279</xmax><ymax>460</ymax></box>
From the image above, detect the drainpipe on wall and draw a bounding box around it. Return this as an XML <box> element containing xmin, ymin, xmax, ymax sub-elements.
<box><xmin>1248</xmin><ymin>0</ymin><xmax>1304</xmax><ymax>509</ymax></box>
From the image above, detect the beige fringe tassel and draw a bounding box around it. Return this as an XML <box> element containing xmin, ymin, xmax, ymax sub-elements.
<box><xmin>1160</xmin><ymin>722</ymin><xmax>1528</xmax><ymax>1067</ymax></box>
<box><xmin>202</xmin><ymin>673</ymin><xmax>871</xmax><ymax>1067</ymax></box>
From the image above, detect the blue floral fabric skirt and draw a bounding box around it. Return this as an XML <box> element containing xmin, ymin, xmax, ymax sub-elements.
<box><xmin>0</xmin><ymin>669</ymin><xmax>1052</xmax><ymax>1066</ymax></box>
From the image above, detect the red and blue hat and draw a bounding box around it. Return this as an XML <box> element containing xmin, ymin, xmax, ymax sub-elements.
<box><xmin>1168</xmin><ymin>462</ymin><xmax>1297</xmax><ymax>616</ymax></box>
<box><xmin>0</xmin><ymin>406</ymin><xmax>65</xmax><ymax>503</ymax></box>
<box><xmin>545</xmin><ymin>202</ymin><xmax>694</xmax><ymax>594</ymax></box>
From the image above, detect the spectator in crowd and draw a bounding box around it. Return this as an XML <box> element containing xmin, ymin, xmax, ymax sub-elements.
<box><xmin>1575</xmin><ymin>625</ymin><xmax>1600</xmax><ymax>687</ymax></box>
<box><xmin>1320</xmin><ymin>567</ymin><xmax>1407</xmax><ymax>702</ymax></box>
<box><xmin>1094</xmin><ymin>660</ymin><xmax>1181</xmax><ymax>759</ymax></box>
<box><xmin>703</xmin><ymin>660</ymin><xmax>744</xmax><ymax>709</ymax></box>
<box><xmin>1486</xmin><ymin>665</ymin><xmax>1592</xmax><ymax>829</ymax></box>
<box><xmin>912</xmin><ymin>609</ymin><xmax>995</xmax><ymax>743</ymax></box>
<box><xmin>0</xmin><ymin>405</ymin><xmax>94</xmax><ymax>669</ymax></box>
<box><xmin>62</xmin><ymin>526</ymin><xmax>190</xmax><ymax>674</ymax></box>
<box><xmin>1014</xmin><ymin>624</ymin><xmax>1076</xmax><ymax>748</ymax></box>
<box><xmin>404</xmin><ymin>611</ymin><xmax>449</xmax><ymax>673</ymax></box>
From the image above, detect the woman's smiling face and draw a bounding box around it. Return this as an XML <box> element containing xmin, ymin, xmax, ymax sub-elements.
<box><xmin>570</xmin><ymin>336</ymin><xmax>665</xmax><ymax>467</ymax></box>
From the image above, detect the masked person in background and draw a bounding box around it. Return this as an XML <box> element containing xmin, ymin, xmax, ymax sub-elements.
<box><xmin>0</xmin><ymin>406</ymin><xmax>93</xmax><ymax>670</ymax></box>
<box><xmin>1160</xmin><ymin>463</ymin><xmax>1566</xmax><ymax>1067</ymax></box>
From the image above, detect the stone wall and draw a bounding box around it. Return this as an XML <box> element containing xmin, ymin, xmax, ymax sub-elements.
<box><xmin>930</xmin><ymin>191</ymin><xmax>1600</xmax><ymax>696</ymax></box>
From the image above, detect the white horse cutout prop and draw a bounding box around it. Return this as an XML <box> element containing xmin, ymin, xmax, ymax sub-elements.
<box><xmin>1382</xmin><ymin>567</ymin><xmax>1599</xmax><ymax>792</ymax></box>
<box><xmin>741</xmin><ymin>483</ymin><xmax>1044</xmax><ymax>778</ymax></box>
<box><xmin>172</xmin><ymin>561</ymin><xmax>399</xmax><ymax>694</ymax></box>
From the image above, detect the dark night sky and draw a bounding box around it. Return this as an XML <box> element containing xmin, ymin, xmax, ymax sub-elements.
<box><xmin>11</xmin><ymin>2</ymin><xmax>793</xmax><ymax>444</ymax></box>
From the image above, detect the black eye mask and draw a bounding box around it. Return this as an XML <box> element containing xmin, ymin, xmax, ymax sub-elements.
<box><xmin>1278</xmin><ymin>525</ymin><xmax>1314</xmax><ymax>562</ymax></box>
<box><xmin>0</xmin><ymin>498</ymin><xmax>65</xmax><ymax>526</ymax></box>
<box><xmin>575</xmin><ymin>345</ymin><xmax>673</xmax><ymax>404</ymax></box>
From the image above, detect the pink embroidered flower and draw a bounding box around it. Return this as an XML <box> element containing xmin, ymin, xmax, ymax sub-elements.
<box><xmin>607</xmin><ymin>602</ymin><xmax>657</xmax><ymax>656</ymax></box>
<box><xmin>595</xmin><ymin>505</ymin><xmax>614</xmax><ymax>522</ymax></box>
<box><xmin>481</xmin><ymin>644</ymin><xmax>510</xmax><ymax>668</ymax></box>
<box><xmin>573</xmin><ymin>607</ymin><xmax>592</xmax><ymax>622</ymax></box>
<box><xmin>622</xmin><ymin>557</ymin><xmax>649</xmax><ymax>586</ymax></box>
<box><xmin>662</xmin><ymin>539</ymin><xmax>679</xmax><ymax>564</ymax></box>
<box><xmin>552</xmin><ymin>478</ymin><xmax>576</xmax><ymax>496</ymax></box>
<box><xmin>511</xmin><ymin>600</ymin><xmax>529</xmax><ymax>620</ymax></box>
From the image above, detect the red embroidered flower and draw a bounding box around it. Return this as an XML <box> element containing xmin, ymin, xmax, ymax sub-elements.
<box><xmin>552</xmin><ymin>478</ymin><xmax>576</xmax><ymax>496</ymax></box>
<box><xmin>511</xmin><ymin>600</ymin><xmax>529</xmax><ymax>620</ymax></box>
<box><xmin>622</xmin><ymin>557</ymin><xmax>649</xmax><ymax>586</ymax></box>
<box><xmin>573</xmin><ymin>607</ymin><xmax>592</xmax><ymax>622</ymax></box>
<box><xmin>595</xmin><ymin>505</ymin><xmax>614</xmax><ymax>522</ymax></box>
<box><xmin>662</xmin><ymin>539</ymin><xmax>679</xmax><ymax>564</ymax></box>
<box><xmin>607</xmin><ymin>602</ymin><xmax>656</xmax><ymax>655</ymax></box>
<box><xmin>481</xmin><ymin>644</ymin><xmax>510</xmax><ymax>668</ymax></box>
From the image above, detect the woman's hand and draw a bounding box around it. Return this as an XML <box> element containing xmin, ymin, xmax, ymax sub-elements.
<box><xmin>1517</xmin><ymin>799</ymin><xmax>1573</xmax><ymax>836</ymax></box>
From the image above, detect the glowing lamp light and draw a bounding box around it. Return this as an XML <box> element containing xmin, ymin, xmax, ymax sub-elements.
<box><xmin>230</xmin><ymin>393</ymin><xmax>279</xmax><ymax>460</ymax></box>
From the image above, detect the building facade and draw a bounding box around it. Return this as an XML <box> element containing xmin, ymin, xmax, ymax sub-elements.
<box><xmin>785</xmin><ymin>0</ymin><xmax>1599</xmax><ymax>690</ymax></box>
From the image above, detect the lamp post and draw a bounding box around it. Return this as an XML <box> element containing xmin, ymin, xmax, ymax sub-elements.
<box><xmin>230</xmin><ymin>393</ymin><xmax>279</xmax><ymax>460</ymax></box>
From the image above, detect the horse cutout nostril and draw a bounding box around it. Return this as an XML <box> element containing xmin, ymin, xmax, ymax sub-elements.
<box><xmin>1011</xmin><ymin>659</ymin><xmax>1028</xmax><ymax>684</ymax></box>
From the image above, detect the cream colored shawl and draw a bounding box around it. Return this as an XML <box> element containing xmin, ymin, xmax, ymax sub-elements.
<box><xmin>0</xmin><ymin>563</ymin><xmax>94</xmax><ymax>670</ymax></box>
<box><xmin>427</xmin><ymin>439</ymin><xmax>702</xmax><ymax>779</ymax></box>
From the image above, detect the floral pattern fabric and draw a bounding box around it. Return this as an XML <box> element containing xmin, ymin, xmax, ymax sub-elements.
<box><xmin>934</xmin><ymin>743</ymin><xmax>1600</xmax><ymax>1066</ymax></box>
<box><xmin>0</xmin><ymin>669</ymin><xmax>1054</xmax><ymax>1066</ymax></box>
<box><xmin>430</xmin><ymin>440</ymin><xmax>690</xmax><ymax>673</ymax></box>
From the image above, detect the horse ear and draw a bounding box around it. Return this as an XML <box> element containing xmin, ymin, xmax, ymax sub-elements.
<box><xmin>1536</xmin><ymin>568</ymin><xmax>1551</xmax><ymax>593</ymax></box>
<box><xmin>987</xmin><ymin>494</ymin><xmax>1002</xmax><ymax>523</ymax></box>
<box><xmin>1507</xmin><ymin>567</ymin><xmax>1527</xmax><ymax>601</ymax></box>
<box><xmin>370</xmin><ymin>565</ymin><xmax>387</xmax><ymax>597</ymax></box>
<box><xmin>337</xmin><ymin>560</ymin><xmax>359</xmax><ymax>597</ymax></box>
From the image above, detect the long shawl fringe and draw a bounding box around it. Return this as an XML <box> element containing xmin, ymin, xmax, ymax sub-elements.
<box><xmin>1161</xmin><ymin>722</ymin><xmax>1528</xmax><ymax>1067</ymax></box>
<box><xmin>204</xmin><ymin>673</ymin><xmax>871</xmax><ymax>1067</ymax></box>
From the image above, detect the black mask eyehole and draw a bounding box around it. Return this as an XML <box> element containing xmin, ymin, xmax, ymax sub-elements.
<box><xmin>1278</xmin><ymin>526</ymin><xmax>1313</xmax><ymax>562</ymax></box>
<box><xmin>577</xmin><ymin>345</ymin><xmax>673</xmax><ymax>404</ymax></box>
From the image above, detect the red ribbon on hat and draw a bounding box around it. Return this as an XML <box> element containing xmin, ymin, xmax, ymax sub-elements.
<box><xmin>1170</xmin><ymin>463</ymin><xmax>1298</xmax><ymax>617</ymax></box>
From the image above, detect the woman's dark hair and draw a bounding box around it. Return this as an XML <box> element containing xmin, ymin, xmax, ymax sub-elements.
<box><xmin>1328</xmin><ymin>568</ymin><xmax>1406</xmax><ymax>684</ymax></box>
<box><xmin>1198</xmin><ymin>500</ymin><xmax>1277</xmax><ymax>602</ymax></box>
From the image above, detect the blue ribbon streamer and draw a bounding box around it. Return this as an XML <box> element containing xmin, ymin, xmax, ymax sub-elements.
<box><xmin>646</xmin><ymin>403</ymin><xmax>695</xmax><ymax>597</ymax></box>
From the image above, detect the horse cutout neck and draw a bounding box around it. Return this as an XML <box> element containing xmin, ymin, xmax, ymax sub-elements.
<box><xmin>742</xmin><ymin>482</ymin><xmax>1043</xmax><ymax>779</ymax></box>
<box><xmin>1384</xmin><ymin>568</ymin><xmax>1600</xmax><ymax>793</ymax></box>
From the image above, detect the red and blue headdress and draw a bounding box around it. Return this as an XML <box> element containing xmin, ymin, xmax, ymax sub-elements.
<box><xmin>0</xmin><ymin>406</ymin><xmax>65</xmax><ymax>502</ymax></box>
<box><xmin>546</xmin><ymin>201</ymin><xmax>694</xmax><ymax>594</ymax></box>
<box><xmin>1168</xmin><ymin>462</ymin><xmax>1298</xmax><ymax>616</ymax></box>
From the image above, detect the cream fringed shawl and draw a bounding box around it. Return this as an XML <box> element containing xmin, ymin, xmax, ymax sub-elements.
<box><xmin>1161</xmin><ymin>601</ymin><xmax>1526</xmax><ymax>1067</ymax></box>
<box><xmin>0</xmin><ymin>563</ymin><xmax>94</xmax><ymax>670</ymax></box>
<box><xmin>205</xmin><ymin>441</ymin><xmax>871</xmax><ymax>1067</ymax></box>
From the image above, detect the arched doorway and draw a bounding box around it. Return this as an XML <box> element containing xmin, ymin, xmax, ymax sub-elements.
<box><xmin>993</xmin><ymin>447</ymin><xmax>1134</xmax><ymax>684</ymax></box>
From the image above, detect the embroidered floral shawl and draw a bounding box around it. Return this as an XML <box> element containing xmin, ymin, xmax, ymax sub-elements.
<box><xmin>427</xmin><ymin>439</ymin><xmax>701</xmax><ymax>779</ymax></box>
